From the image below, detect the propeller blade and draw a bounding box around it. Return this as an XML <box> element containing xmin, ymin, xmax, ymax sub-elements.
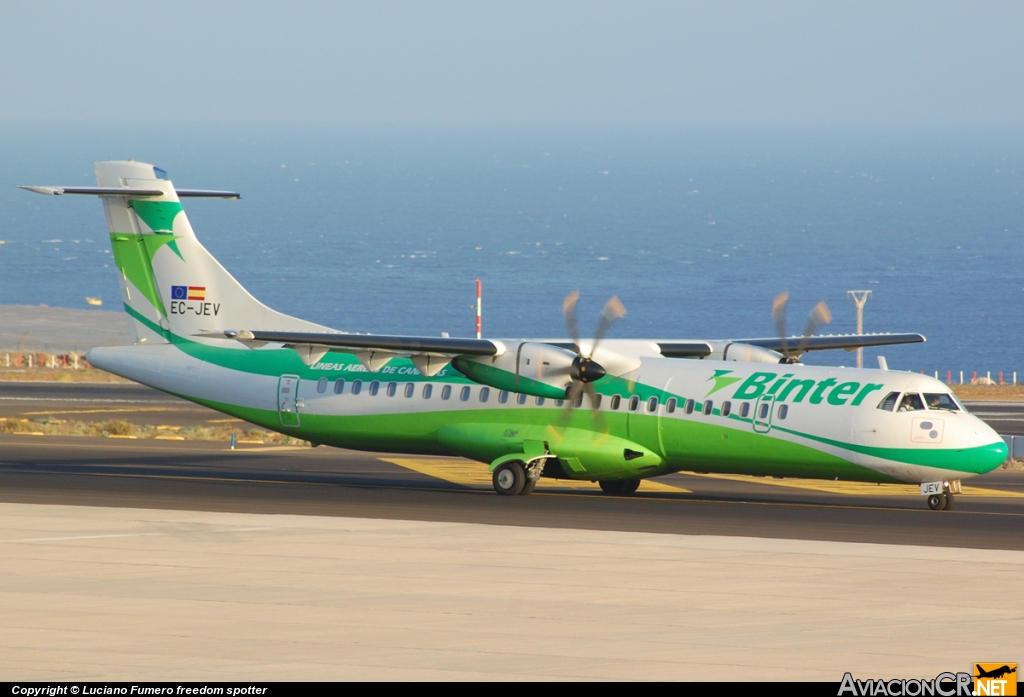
<box><xmin>583</xmin><ymin>383</ymin><xmax>608</xmax><ymax>433</ymax></box>
<box><xmin>562</xmin><ymin>290</ymin><xmax>581</xmax><ymax>348</ymax></box>
<box><xmin>797</xmin><ymin>301</ymin><xmax>833</xmax><ymax>356</ymax></box>
<box><xmin>556</xmin><ymin>380</ymin><xmax>585</xmax><ymax>428</ymax></box>
<box><xmin>591</xmin><ymin>295</ymin><xmax>626</xmax><ymax>355</ymax></box>
<box><xmin>772</xmin><ymin>291</ymin><xmax>790</xmax><ymax>359</ymax></box>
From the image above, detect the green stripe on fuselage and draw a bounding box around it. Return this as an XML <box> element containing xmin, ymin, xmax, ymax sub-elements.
<box><xmin>123</xmin><ymin>307</ymin><xmax>1003</xmax><ymax>479</ymax></box>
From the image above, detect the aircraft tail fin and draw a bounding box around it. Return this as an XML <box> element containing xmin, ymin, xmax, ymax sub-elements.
<box><xmin>81</xmin><ymin>161</ymin><xmax>328</xmax><ymax>343</ymax></box>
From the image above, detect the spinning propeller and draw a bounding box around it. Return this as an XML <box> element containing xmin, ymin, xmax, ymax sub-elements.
<box><xmin>771</xmin><ymin>291</ymin><xmax>833</xmax><ymax>363</ymax></box>
<box><xmin>557</xmin><ymin>290</ymin><xmax>626</xmax><ymax>428</ymax></box>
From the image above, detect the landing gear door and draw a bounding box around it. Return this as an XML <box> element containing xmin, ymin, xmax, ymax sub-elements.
<box><xmin>278</xmin><ymin>374</ymin><xmax>301</xmax><ymax>427</ymax></box>
<box><xmin>753</xmin><ymin>393</ymin><xmax>775</xmax><ymax>433</ymax></box>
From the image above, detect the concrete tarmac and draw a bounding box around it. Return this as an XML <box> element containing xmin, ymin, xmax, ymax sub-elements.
<box><xmin>1</xmin><ymin>435</ymin><xmax>1023</xmax><ymax>548</ymax></box>
<box><xmin>3</xmin><ymin>383</ymin><xmax>1024</xmax><ymax>680</ymax></box>
<box><xmin>2</xmin><ymin>503</ymin><xmax>1022</xmax><ymax>681</ymax></box>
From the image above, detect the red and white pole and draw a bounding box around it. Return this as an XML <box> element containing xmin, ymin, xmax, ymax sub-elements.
<box><xmin>475</xmin><ymin>278</ymin><xmax>482</xmax><ymax>339</ymax></box>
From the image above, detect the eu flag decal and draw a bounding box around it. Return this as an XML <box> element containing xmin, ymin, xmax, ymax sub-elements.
<box><xmin>171</xmin><ymin>285</ymin><xmax>206</xmax><ymax>300</ymax></box>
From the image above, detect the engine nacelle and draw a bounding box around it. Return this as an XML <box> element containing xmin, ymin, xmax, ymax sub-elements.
<box><xmin>452</xmin><ymin>342</ymin><xmax>576</xmax><ymax>399</ymax></box>
<box><xmin>705</xmin><ymin>341</ymin><xmax>785</xmax><ymax>364</ymax></box>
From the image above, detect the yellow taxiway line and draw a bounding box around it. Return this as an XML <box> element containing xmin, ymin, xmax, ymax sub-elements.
<box><xmin>381</xmin><ymin>457</ymin><xmax>692</xmax><ymax>494</ymax></box>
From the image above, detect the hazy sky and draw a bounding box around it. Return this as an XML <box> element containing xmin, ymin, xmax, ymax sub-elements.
<box><xmin>2</xmin><ymin>1</ymin><xmax>1022</xmax><ymax>124</ymax></box>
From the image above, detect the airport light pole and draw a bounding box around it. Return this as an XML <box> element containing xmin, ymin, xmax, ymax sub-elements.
<box><xmin>475</xmin><ymin>278</ymin><xmax>482</xmax><ymax>339</ymax></box>
<box><xmin>847</xmin><ymin>290</ymin><xmax>872</xmax><ymax>369</ymax></box>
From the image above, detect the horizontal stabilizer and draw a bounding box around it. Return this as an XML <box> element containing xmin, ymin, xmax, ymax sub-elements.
<box><xmin>18</xmin><ymin>185</ymin><xmax>240</xmax><ymax>199</ymax></box>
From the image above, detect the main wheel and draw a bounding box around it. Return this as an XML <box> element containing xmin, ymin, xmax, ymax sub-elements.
<box><xmin>520</xmin><ymin>478</ymin><xmax>537</xmax><ymax>495</ymax></box>
<box><xmin>599</xmin><ymin>479</ymin><xmax>627</xmax><ymax>494</ymax></box>
<box><xmin>927</xmin><ymin>493</ymin><xmax>947</xmax><ymax>510</ymax></box>
<box><xmin>600</xmin><ymin>479</ymin><xmax>640</xmax><ymax>495</ymax></box>
<box><xmin>493</xmin><ymin>461</ymin><xmax>525</xmax><ymax>496</ymax></box>
<box><xmin>943</xmin><ymin>492</ymin><xmax>955</xmax><ymax>510</ymax></box>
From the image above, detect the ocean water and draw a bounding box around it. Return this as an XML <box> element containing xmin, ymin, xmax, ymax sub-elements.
<box><xmin>1</xmin><ymin>123</ymin><xmax>1021</xmax><ymax>376</ymax></box>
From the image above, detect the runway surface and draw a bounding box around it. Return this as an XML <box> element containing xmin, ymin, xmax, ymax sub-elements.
<box><xmin>2</xmin><ymin>433</ymin><xmax>1022</xmax><ymax>550</ymax></box>
<box><xmin>4</xmin><ymin>381</ymin><xmax>1023</xmax><ymax>680</ymax></box>
<box><xmin>2</xmin><ymin>381</ymin><xmax>1023</xmax><ymax>550</ymax></box>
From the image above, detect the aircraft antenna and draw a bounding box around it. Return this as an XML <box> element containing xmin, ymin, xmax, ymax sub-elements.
<box><xmin>847</xmin><ymin>290</ymin><xmax>872</xmax><ymax>368</ymax></box>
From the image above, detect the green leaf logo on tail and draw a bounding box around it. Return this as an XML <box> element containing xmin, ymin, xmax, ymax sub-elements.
<box><xmin>705</xmin><ymin>369</ymin><xmax>743</xmax><ymax>397</ymax></box>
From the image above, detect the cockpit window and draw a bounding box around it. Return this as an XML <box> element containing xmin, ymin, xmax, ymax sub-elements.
<box><xmin>897</xmin><ymin>393</ymin><xmax>925</xmax><ymax>412</ymax></box>
<box><xmin>877</xmin><ymin>392</ymin><xmax>900</xmax><ymax>412</ymax></box>
<box><xmin>924</xmin><ymin>393</ymin><xmax>960</xmax><ymax>411</ymax></box>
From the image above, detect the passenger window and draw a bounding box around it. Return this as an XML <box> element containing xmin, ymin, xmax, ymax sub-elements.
<box><xmin>516</xmin><ymin>393</ymin><xmax>527</xmax><ymax>405</ymax></box>
<box><xmin>351</xmin><ymin>379</ymin><xmax>362</xmax><ymax>395</ymax></box>
<box><xmin>590</xmin><ymin>394</ymin><xmax>602</xmax><ymax>409</ymax></box>
<box><xmin>369</xmin><ymin>381</ymin><xmax>380</xmax><ymax>396</ymax></box>
<box><xmin>877</xmin><ymin>391</ymin><xmax>900</xmax><ymax>411</ymax></box>
<box><xmin>628</xmin><ymin>395</ymin><xmax>640</xmax><ymax>411</ymax></box>
<box><xmin>740</xmin><ymin>402</ymin><xmax>750</xmax><ymax>418</ymax></box>
<box><xmin>441</xmin><ymin>385</ymin><xmax>451</xmax><ymax>400</ymax></box>
<box><xmin>684</xmin><ymin>399</ymin><xmax>694</xmax><ymax>414</ymax></box>
<box><xmin>610</xmin><ymin>395</ymin><xmax>621</xmax><ymax>410</ymax></box>
<box><xmin>386</xmin><ymin>382</ymin><xmax>397</xmax><ymax>397</ymax></box>
<box><xmin>924</xmin><ymin>393</ymin><xmax>960</xmax><ymax>411</ymax></box>
<box><xmin>480</xmin><ymin>387</ymin><xmax>490</xmax><ymax>402</ymax></box>
<box><xmin>499</xmin><ymin>390</ymin><xmax>509</xmax><ymax>403</ymax></box>
<box><xmin>574</xmin><ymin>394</ymin><xmax>583</xmax><ymax>408</ymax></box>
<box><xmin>647</xmin><ymin>396</ymin><xmax>659</xmax><ymax>412</ymax></box>
<box><xmin>536</xmin><ymin>397</ymin><xmax>545</xmax><ymax>406</ymax></box>
<box><xmin>555</xmin><ymin>400</ymin><xmax>564</xmax><ymax>407</ymax></box>
<box><xmin>460</xmin><ymin>386</ymin><xmax>471</xmax><ymax>401</ymax></box>
<box><xmin>317</xmin><ymin>377</ymin><xmax>328</xmax><ymax>393</ymax></box>
<box><xmin>758</xmin><ymin>403</ymin><xmax>769</xmax><ymax>419</ymax></box>
<box><xmin>404</xmin><ymin>383</ymin><xmax>414</xmax><ymax>398</ymax></box>
<box><xmin>422</xmin><ymin>384</ymin><xmax>433</xmax><ymax>399</ymax></box>
<box><xmin>897</xmin><ymin>393</ymin><xmax>925</xmax><ymax>412</ymax></box>
<box><xmin>722</xmin><ymin>401</ymin><xmax>731</xmax><ymax>417</ymax></box>
<box><xmin>778</xmin><ymin>404</ymin><xmax>788</xmax><ymax>419</ymax></box>
<box><xmin>704</xmin><ymin>400</ymin><xmax>713</xmax><ymax>416</ymax></box>
<box><xmin>334</xmin><ymin>379</ymin><xmax>345</xmax><ymax>394</ymax></box>
<box><xmin>666</xmin><ymin>398</ymin><xmax>677</xmax><ymax>414</ymax></box>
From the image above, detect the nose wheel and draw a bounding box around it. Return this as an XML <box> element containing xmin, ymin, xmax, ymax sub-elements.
<box><xmin>926</xmin><ymin>492</ymin><xmax>955</xmax><ymax>511</ymax></box>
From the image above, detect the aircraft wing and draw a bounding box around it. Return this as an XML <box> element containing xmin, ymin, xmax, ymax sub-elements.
<box><xmin>223</xmin><ymin>329</ymin><xmax>499</xmax><ymax>356</ymax></box>
<box><xmin>203</xmin><ymin>329</ymin><xmax>502</xmax><ymax>375</ymax></box>
<box><xmin>732</xmin><ymin>332</ymin><xmax>926</xmax><ymax>353</ymax></box>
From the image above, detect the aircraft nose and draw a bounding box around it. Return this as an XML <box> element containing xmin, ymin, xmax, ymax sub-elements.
<box><xmin>966</xmin><ymin>422</ymin><xmax>1008</xmax><ymax>474</ymax></box>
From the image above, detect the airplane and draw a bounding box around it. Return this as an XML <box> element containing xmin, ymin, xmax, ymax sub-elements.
<box><xmin>19</xmin><ymin>161</ymin><xmax>1008</xmax><ymax>510</ymax></box>
<box><xmin>975</xmin><ymin>665</ymin><xmax>1016</xmax><ymax>680</ymax></box>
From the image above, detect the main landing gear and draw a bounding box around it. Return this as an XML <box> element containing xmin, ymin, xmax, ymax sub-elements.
<box><xmin>599</xmin><ymin>479</ymin><xmax>641</xmax><ymax>496</ymax></box>
<box><xmin>491</xmin><ymin>461</ymin><xmax>642</xmax><ymax>498</ymax></box>
<box><xmin>492</xmin><ymin>460</ymin><xmax>540</xmax><ymax>496</ymax></box>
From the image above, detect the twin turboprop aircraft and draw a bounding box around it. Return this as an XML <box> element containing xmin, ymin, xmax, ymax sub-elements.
<box><xmin>21</xmin><ymin>161</ymin><xmax>1008</xmax><ymax>510</ymax></box>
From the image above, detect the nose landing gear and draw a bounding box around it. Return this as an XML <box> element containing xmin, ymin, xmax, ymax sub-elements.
<box><xmin>923</xmin><ymin>481</ymin><xmax>959</xmax><ymax>510</ymax></box>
